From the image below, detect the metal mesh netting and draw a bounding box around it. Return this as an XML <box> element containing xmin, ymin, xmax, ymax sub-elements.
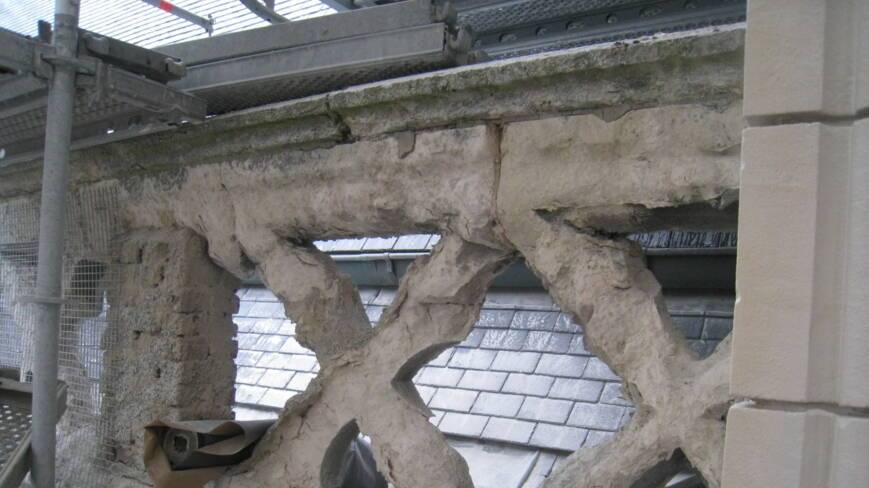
<box><xmin>0</xmin><ymin>183</ymin><xmax>121</xmax><ymax>487</ymax></box>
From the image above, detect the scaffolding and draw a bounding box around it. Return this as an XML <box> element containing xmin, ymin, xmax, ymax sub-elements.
<box><xmin>0</xmin><ymin>184</ymin><xmax>121</xmax><ymax>487</ymax></box>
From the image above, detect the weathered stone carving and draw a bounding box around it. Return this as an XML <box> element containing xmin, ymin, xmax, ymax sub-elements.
<box><xmin>109</xmin><ymin>229</ymin><xmax>239</xmax><ymax>471</ymax></box>
<box><xmin>213</xmin><ymin>235</ymin><xmax>511</xmax><ymax>488</ymax></box>
<box><xmin>0</xmin><ymin>26</ymin><xmax>748</xmax><ymax>488</ymax></box>
<box><xmin>515</xmin><ymin>227</ymin><xmax>731</xmax><ymax>488</ymax></box>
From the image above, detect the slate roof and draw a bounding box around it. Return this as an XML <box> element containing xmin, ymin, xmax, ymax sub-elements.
<box><xmin>233</xmin><ymin>285</ymin><xmax>733</xmax><ymax>453</ymax></box>
<box><xmin>314</xmin><ymin>231</ymin><xmax>735</xmax><ymax>254</ymax></box>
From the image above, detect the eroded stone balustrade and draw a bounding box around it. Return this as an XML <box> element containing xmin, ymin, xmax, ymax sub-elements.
<box><xmin>0</xmin><ymin>26</ymin><xmax>746</xmax><ymax>488</ymax></box>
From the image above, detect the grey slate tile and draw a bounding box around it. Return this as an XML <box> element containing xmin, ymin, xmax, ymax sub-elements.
<box><xmin>362</xmin><ymin>236</ymin><xmax>398</xmax><ymax>251</ymax></box>
<box><xmin>252</xmin><ymin>334</ymin><xmax>287</xmax><ymax>352</ymax></box>
<box><xmin>485</xmin><ymin>290</ymin><xmax>555</xmax><ymax>310</ymax></box>
<box><xmin>260</xmin><ymin>389</ymin><xmax>295</xmax><ymax>408</ymax></box>
<box><xmin>430</xmin><ymin>388</ymin><xmax>478</xmax><ymax>412</ymax></box>
<box><xmin>286</xmin><ymin>354</ymin><xmax>317</xmax><ymax>372</ymax></box>
<box><xmin>248</xmin><ymin>301</ymin><xmax>285</xmax><ymax>319</ymax></box>
<box><xmin>671</xmin><ymin>315</ymin><xmax>703</xmax><ymax>339</ymax></box>
<box><xmin>357</xmin><ymin>287</ymin><xmax>380</xmax><ymax>305</ymax></box>
<box><xmin>258</xmin><ymin>370</ymin><xmax>294</xmax><ymax>388</ymax></box>
<box><xmin>491</xmin><ymin>351</ymin><xmax>541</xmax><ymax>373</ymax></box>
<box><xmin>235</xmin><ymin>384</ymin><xmax>267</xmax><ymax>404</ymax></box>
<box><xmin>567</xmin><ymin>335</ymin><xmax>589</xmax><ymax>356</ymax></box>
<box><xmin>416</xmin><ymin>385</ymin><xmax>436</xmax><ymax>404</ymax></box>
<box><xmin>416</xmin><ymin>367</ymin><xmax>464</xmax><ymax>387</ymax></box>
<box><xmin>280</xmin><ymin>337</ymin><xmax>312</xmax><ymax>355</ymax></box>
<box><xmin>235</xmin><ymin>351</ymin><xmax>263</xmax><ymax>366</ymax></box>
<box><xmin>393</xmin><ymin>234</ymin><xmax>432</xmax><ymax>251</ymax></box>
<box><xmin>430</xmin><ymin>409</ymin><xmax>445</xmax><ymax>427</ymax></box>
<box><xmin>313</xmin><ymin>240</ymin><xmax>334</xmax><ymax>252</ymax></box>
<box><xmin>326</xmin><ymin>238</ymin><xmax>366</xmax><ymax>252</ymax></box>
<box><xmin>522</xmin><ymin>331</ymin><xmax>573</xmax><ymax>353</ymax></box>
<box><xmin>475</xmin><ymin>310</ymin><xmax>515</xmax><ymax>329</ymax></box>
<box><xmin>529</xmin><ymin>423</ymin><xmax>588</xmax><ymax>451</ymax></box>
<box><xmin>365</xmin><ymin>306</ymin><xmax>384</xmax><ymax>323</ymax></box>
<box><xmin>256</xmin><ymin>352</ymin><xmax>287</xmax><ymax>369</ymax></box>
<box><xmin>427</xmin><ymin>348</ymin><xmax>454</xmax><ymax>368</ymax></box>
<box><xmin>449</xmin><ymin>348</ymin><xmax>497</xmax><ymax>370</ymax></box>
<box><xmin>553</xmin><ymin>313</ymin><xmax>582</xmax><ymax>333</ymax></box>
<box><xmin>460</xmin><ymin>329</ymin><xmax>485</xmax><ymax>348</ymax></box>
<box><xmin>471</xmin><ymin>392</ymin><xmax>524</xmax><ymax>417</ymax></box>
<box><xmin>439</xmin><ymin>412</ymin><xmax>488</xmax><ymax>437</ymax></box>
<box><xmin>702</xmin><ymin>317</ymin><xmax>733</xmax><ymax>340</ymax></box>
<box><xmin>567</xmin><ymin>403</ymin><xmax>625</xmax><ymax>431</ymax></box>
<box><xmin>245</xmin><ymin>287</ymin><xmax>278</xmax><ymax>302</ymax></box>
<box><xmin>236</xmin><ymin>300</ymin><xmax>253</xmax><ymax>316</ymax></box>
<box><xmin>583</xmin><ymin>430</ymin><xmax>615</xmax><ymax>447</ymax></box>
<box><xmin>287</xmin><ymin>372</ymin><xmax>316</xmax><ymax>391</ymax></box>
<box><xmin>482</xmin><ymin>418</ymin><xmax>536</xmax><ymax>444</ymax></box>
<box><xmin>549</xmin><ymin>378</ymin><xmax>604</xmax><ymax>402</ymax></box>
<box><xmin>277</xmin><ymin>320</ymin><xmax>296</xmax><ymax>336</ymax></box>
<box><xmin>457</xmin><ymin>370</ymin><xmax>507</xmax><ymax>392</ymax></box>
<box><xmin>582</xmin><ymin>358</ymin><xmax>620</xmax><ymax>381</ymax></box>
<box><xmin>521</xmin><ymin>452</ymin><xmax>558</xmax><ymax>488</ymax></box>
<box><xmin>480</xmin><ymin>329</ymin><xmax>528</xmax><ymax>350</ymax></box>
<box><xmin>517</xmin><ymin>397</ymin><xmax>572</xmax><ymax>424</ymax></box>
<box><xmin>600</xmin><ymin>382</ymin><xmax>631</xmax><ymax>406</ymax></box>
<box><xmin>371</xmin><ymin>288</ymin><xmax>396</xmax><ymax>306</ymax></box>
<box><xmin>535</xmin><ymin>354</ymin><xmax>588</xmax><ymax>378</ymax></box>
<box><xmin>234</xmin><ymin>318</ymin><xmax>257</xmax><ymax>333</ymax></box>
<box><xmin>237</xmin><ymin>333</ymin><xmax>260</xmax><ymax>350</ymax></box>
<box><xmin>236</xmin><ymin>366</ymin><xmax>266</xmax><ymax>385</ymax></box>
<box><xmin>259</xmin><ymin>352</ymin><xmax>317</xmax><ymax>372</ymax></box>
<box><xmin>233</xmin><ymin>405</ymin><xmax>278</xmax><ymax>422</ymax></box>
<box><xmin>251</xmin><ymin>318</ymin><xmax>284</xmax><ymax>334</ymax></box>
<box><xmin>511</xmin><ymin>311</ymin><xmax>558</xmax><ymax>331</ymax></box>
<box><xmin>502</xmin><ymin>373</ymin><xmax>554</xmax><ymax>397</ymax></box>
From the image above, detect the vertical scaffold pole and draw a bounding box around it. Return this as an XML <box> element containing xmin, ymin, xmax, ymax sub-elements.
<box><xmin>31</xmin><ymin>0</ymin><xmax>80</xmax><ymax>486</ymax></box>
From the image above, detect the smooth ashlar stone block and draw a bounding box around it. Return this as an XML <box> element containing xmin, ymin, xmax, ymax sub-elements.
<box><xmin>733</xmin><ymin>122</ymin><xmax>869</xmax><ymax>407</ymax></box>
<box><xmin>722</xmin><ymin>405</ymin><xmax>869</xmax><ymax>488</ymax></box>
<box><xmin>744</xmin><ymin>0</ymin><xmax>869</xmax><ymax>118</ymax></box>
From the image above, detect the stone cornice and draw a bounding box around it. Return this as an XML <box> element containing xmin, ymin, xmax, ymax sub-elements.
<box><xmin>0</xmin><ymin>25</ymin><xmax>743</xmax><ymax>199</ymax></box>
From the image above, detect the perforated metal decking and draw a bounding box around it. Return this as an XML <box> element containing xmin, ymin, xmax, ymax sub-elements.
<box><xmin>0</xmin><ymin>375</ymin><xmax>67</xmax><ymax>488</ymax></box>
<box><xmin>0</xmin><ymin>0</ymin><xmax>473</xmax><ymax>164</ymax></box>
<box><xmin>0</xmin><ymin>27</ymin><xmax>206</xmax><ymax>166</ymax></box>
<box><xmin>455</xmin><ymin>0</ymin><xmax>746</xmax><ymax>58</ymax></box>
<box><xmin>160</xmin><ymin>0</ymin><xmax>472</xmax><ymax>114</ymax></box>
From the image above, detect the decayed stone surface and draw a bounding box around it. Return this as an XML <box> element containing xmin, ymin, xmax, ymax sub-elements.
<box><xmin>211</xmin><ymin>235</ymin><xmax>512</xmax><ymax>488</ymax></box>
<box><xmin>122</xmin><ymin>126</ymin><xmax>504</xmax><ymax>275</ymax></box>
<box><xmin>497</xmin><ymin>102</ymin><xmax>742</xmax><ymax>252</ymax></box>
<box><xmin>512</xmin><ymin>227</ymin><xmax>732</xmax><ymax>487</ymax></box>
<box><xmin>107</xmin><ymin>229</ymin><xmax>239</xmax><ymax>472</ymax></box>
<box><xmin>108</xmin><ymin>100</ymin><xmax>738</xmax><ymax>487</ymax></box>
<box><xmin>497</xmin><ymin>104</ymin><xmax>739</xmax><ymax>487</ymax></box>
<box><xmin>0</xmin><ymin>26</ymin><xmax>748</xmax><ymax>488</ymax></box>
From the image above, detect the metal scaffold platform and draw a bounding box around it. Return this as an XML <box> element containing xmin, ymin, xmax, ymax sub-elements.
<box><xmin>0</xmin><ymin>26</ymin><xmax>206</xmax><ymax>166</ymax></box>
<box><xmin>0</xmin><ymin>374</ymin><xmax>67</xmax><ymax>488</ymax></box>
<box><xmin>0</xmin><ymin>0</ymin><xmax>474</xmax><ymax>164</ymax></box>
<box><xmin>159</xmin><ymin>0</ymin><xmax>472</xmax><ymax>113</ymax></box>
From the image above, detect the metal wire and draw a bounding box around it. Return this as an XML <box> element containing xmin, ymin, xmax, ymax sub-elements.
<box><xmin>0</xmin><ymin>183</ymin><xmax>121</xmax><ymax>487</ymax></box>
